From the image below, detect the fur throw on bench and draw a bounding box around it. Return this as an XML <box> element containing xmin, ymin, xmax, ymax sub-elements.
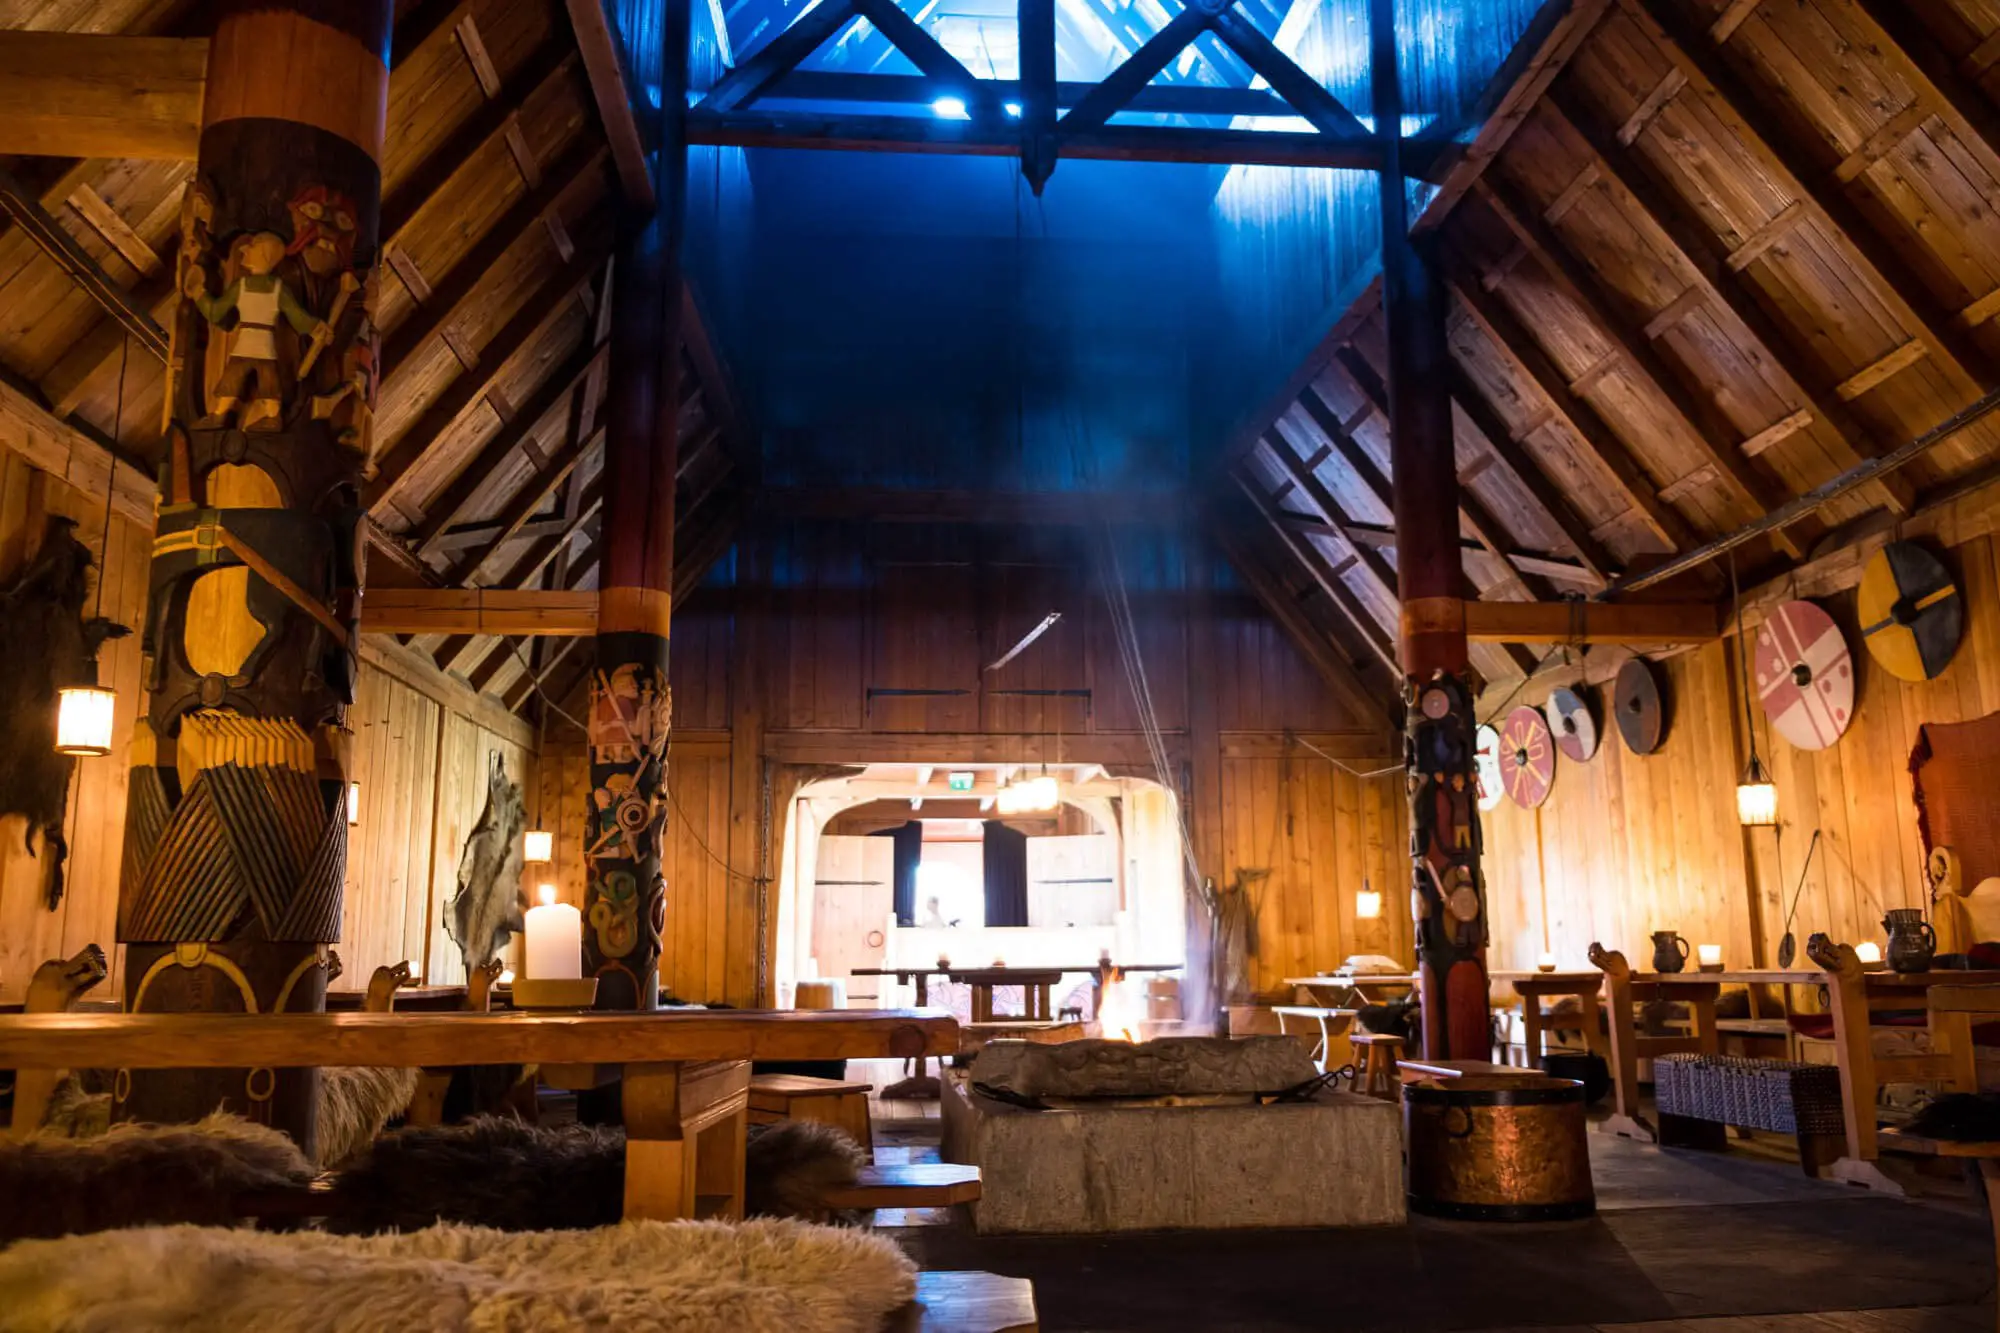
<box><xmin>0</xmin><ymin>1113</ymin><xmax>313</xmax><ymax>1244</ymax></box>
<box><xmin>330</xmin><ymin>1116</ymin><xmax>865</xmax><ymax>1233</ymax></box>
<box><xmin>0</xmin><ymin>1217</ymin><xmax>917</xmax><ymax>1333</ymax></box>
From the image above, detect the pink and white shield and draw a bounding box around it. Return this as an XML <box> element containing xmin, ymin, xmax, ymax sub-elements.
<box><xmin>1754</xmin><ymin>600</ymin><xmax>1854</xmax><ymax>752</ymax></box>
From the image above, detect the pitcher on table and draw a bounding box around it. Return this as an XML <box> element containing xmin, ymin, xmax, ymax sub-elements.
<box><xmin>1651</xmin><ymin>931</ymin><xmax>1690</xmax><ymax>974</ymax></box>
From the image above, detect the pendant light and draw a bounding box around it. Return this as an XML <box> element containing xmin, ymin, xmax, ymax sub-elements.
<box><xmin>56</xmin><ymin>336</ymin><xmax>128</xmax><ymax>759</ymax></box>
<box><xmin>1730</xmin><ymin>552</ymin><xmax>1777</xmax><ymax>827</ymax></box>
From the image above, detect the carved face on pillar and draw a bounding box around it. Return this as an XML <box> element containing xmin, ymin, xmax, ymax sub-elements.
<box><xmin>286</xmin><ymin>186</ymin><xmax>359</xmax><ymax>278</ymax></box>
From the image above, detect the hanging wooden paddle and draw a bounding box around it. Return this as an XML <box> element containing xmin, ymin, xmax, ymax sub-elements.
<box><xmin>1613</xmin><ymin>657</ymin><xmax>1665</xmax><ymax>755</ymax></box>
<box><xmin>1857</xmin><ymin>541</ymin><xmax>1962</xmax><ymax>682</ymax></box>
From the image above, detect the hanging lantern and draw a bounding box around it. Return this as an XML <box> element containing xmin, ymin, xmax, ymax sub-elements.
<box><xmin>1735</xmin><ymin>757</ymin><xmax>1777</xmax><ymax>828</ymax></box>
<box><xmin>1355</xmin><ymin>885</ymin><xmax>1382</xmax><ymax>920</ymax></box>
<box><xmin>523</xmin><ymin>829</ymin><xmax>554</xmax><ymax>864</ymax></box>
<box><xmin>55</xmin><ymin>682</ymin><xmax>116</xmax><ymax>757</ymax></box>
<box><xmin>346</xmin><ymin>780</ymin><xmax>362</xmax><ymax>826</ymax></box>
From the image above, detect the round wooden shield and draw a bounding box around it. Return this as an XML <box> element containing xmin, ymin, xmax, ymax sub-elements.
<box><xmin>1857</xmin><ymin>541</ymin><xmax>1962</xmax><ymax>682</ymax></box>
<box><xmin>1498</xmin><ymin>705</ymin><xmax>1556</xmax><ymax>809</ymax></box>
<box><xmin>1613</xmin><ymin>658</ymin><xmax>1665</xmax><ymax>756</ymax></box>
<box><xmin>1544</xmin><ymin>686</ymin><xmax>1599</xmax><ymax>763</ymax></box>
<box><xmin>1754</xmin><ymin>600</ymin><xmax>1855</xmax><ymax>751</ymax></box>
<box><xmin>1473</xmin><ymin>723</ymin><xmax>1504</xmax><ymax>812</ymax></box>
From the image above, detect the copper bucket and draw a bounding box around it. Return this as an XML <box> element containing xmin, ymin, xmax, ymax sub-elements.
<box><xmin>1404</xmin><ymin>1076</ymin><xmax>1594</xmax><ymax>1221</ymax></box>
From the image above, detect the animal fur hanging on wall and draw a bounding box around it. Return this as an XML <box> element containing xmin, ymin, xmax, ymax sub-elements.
<box><xmin>0</xmin><ymin>515</ymin><xmax>130</xmax><ymax>910</ymax></box>
<box><xmin>446</xmin><ymin>751</ymin><xmax>526</xmax><ymax>973</ymax></box>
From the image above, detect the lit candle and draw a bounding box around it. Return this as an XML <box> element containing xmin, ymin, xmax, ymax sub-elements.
<box><xmin>523</xmin><ymin>884</ymin><xmax>581</xmax><ymax>979</ymax></box>
<box><xmin>1698</xmin><ymin>944</ymin><xmax>1723</xmax><ymax>968</ymax></box>
<box><xmin>1855</xmin><ymin>941</ymin><xmax>1883</xmax><ymax>965</ymax></box>
<box><xmin>1537</xmin><ymin>951</ymin><xmax>1557</xmax><ymax>972</ymax></box>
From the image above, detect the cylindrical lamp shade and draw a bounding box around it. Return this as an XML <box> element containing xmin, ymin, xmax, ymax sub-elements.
<box><xmin>346</xmin><ymin>781</ymin><xmax>361</xmax><ymax>825</ymax></box>
<box><xmin>55</xmin><ymin>684</ymin><xmax>116</xmax><ymax>756</ymax></box>
<box><xmin>523</xmin><ymin>829</ymin><xmax>554</xmax><ymax>863</ymax></box>
<box><xmin>1736</xmin><ymin>781</ymin><xmax>1778</xmax><ymax>827</ymax></box>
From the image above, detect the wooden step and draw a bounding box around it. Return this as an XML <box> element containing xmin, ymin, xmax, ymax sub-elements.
<box><xmin>824</xmin><ymin>1162</ymin><xmax>982</xmax><ymax>1209</ymax></box>
<box><xmin>884</xmin><ymin>1271</ymin><xmax>1037</xmax><ymax>1332</ymax></box>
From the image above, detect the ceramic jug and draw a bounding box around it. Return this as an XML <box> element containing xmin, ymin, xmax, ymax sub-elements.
<box><xmin>1651</xmin><ymin>930</ymin><xmax>1690</xmax><ymax>974</ymax></box>
<box><xmin>1882</xmin><ymin>908</ymin><xmax>1937</xmax><ymax>975</ymax></box>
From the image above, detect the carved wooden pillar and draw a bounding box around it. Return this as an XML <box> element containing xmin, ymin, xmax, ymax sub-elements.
<box><xmin>116</xmin><ymin>0</ymin><xmax>390</xmax><ymax>1155</ymax></box>
<box><xmin>1371</xmin><ymin>0</ymin><xmax>1489</xmax><ymax>1061</ymax></box>
<box><xmin>585</xmin><ymin>0</ymin><xmax>689</xmax><ymax>1010</ymax></box>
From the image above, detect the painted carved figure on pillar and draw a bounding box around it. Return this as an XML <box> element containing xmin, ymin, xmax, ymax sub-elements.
<box><xmin>585</xmin><ymin>658</ymin><xmax>671</xmax><ymax>1008</ymax></box>
<box><xmin>116</xmin><ymin>0</ymin><xmax>392</xmax><ymax>1159</ymax></box>
<box><xmin>1406</xmin><ymin>671</ymin><xmax>1488</xmax><ymax>1057</ymax></box>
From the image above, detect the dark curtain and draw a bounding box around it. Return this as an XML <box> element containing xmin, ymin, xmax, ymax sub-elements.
<box><xmin>983</xmin><ymin>820</ymin><xmax>1029</xmax><ymax>927</ymax></box>
<box><xmin>871</xmin><ymin>820</ymin><xmax>923</xmax><ymax>926</ymax></box>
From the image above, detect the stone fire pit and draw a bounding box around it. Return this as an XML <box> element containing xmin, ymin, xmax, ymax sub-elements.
<box><xmin>941</xmin><ymin>1036</ymin><xmax>1404</xmax><ymax>1234</ymax></box>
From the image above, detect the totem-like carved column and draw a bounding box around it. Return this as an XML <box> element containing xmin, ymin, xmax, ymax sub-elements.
<box><xmin>116</xmin><ymin>0</ymin><xmax>391</xmax><ymax>1155</ymax></box>
<box><xmin>1372</xmin><ymin>0</ymin><xmax>1488</xmax><ymax>1060</ymax></box>
<box><xmin>584</xmin><ymin>0</ymin><xmax>689</xmax><ymax>1011</ymax></box>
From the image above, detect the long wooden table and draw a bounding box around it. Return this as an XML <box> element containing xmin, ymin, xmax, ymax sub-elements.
<box><xmin>0</xmin><ymin>1008</ymin><xmax>956</xmax><ymax>1220</ymax></box>
<box><xmin>1593</xmin><ymin>946</ymin><xmax>2000</xmax><ymax>1188</ymax></box>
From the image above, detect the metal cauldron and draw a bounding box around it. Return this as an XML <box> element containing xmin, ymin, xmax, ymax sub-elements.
<box><xmin>1405</xmin><ymin>1076</ymin><xmax>1595</xmax><ymax>1220</ymax></box>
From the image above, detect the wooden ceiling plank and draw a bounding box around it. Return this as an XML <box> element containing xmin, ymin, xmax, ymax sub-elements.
<box><xmin>694</xmin><ymin>0</ymin><xmax>859</xmax><ymax>114</ymax></box>
<box><xmin>1471</xmin><ymin>174</ymin><xmax>1801</xmax><ymax>553</ymax></box>
<box><xmin>1621</xmin><ymin>0</ymin><xmax>1998</xmax><ymax>395</ymax></box>
<box><xmin>566</xmin><ymin>0</ymin><xmax>657</xmax><ymax>206</ymax></box>
<box><xmin>444</xmin><ymin>424</ymin><xmax>603</xmax><ymax>584</ymax></box>
<box><xmin>1254</xmin><ymin>434</ymin><xmax>1403</xmax><ymax>598</ymax></box>
<box><xmin>1847</xmin><ymin>0</ymin><xmax>2000</xmax><ymax>189</ymax></box>
<box><xmin>381</xmin><ymin>44</ymin><xmax>578</xmax><ymax>239</ymax></box>
<box><xmin>366</xmin><ymin>244</ymin><xmax>607</xmax><ymax>512</ymax></box>
<box><xmin>1233</xmin><ymin>468</ymin><xmax>1400</xmax><ymax>672</ymax></box>
<box><xmin>1447</xmin><ymin>269</ymin><xmax>1694</xmax><ymax>551</ymax></box>
<box><xmin>65</xmin><ymin>185</ymin><xmax>164</xmax><ymax>278</ymax></box>
<box><xmin>0</xmin><ymin>32</ymin><xmax>206</xmax><ymax>161</ymax></box>
<box><xmin>432</xmin><ymin>487</ymin><xmax>604</xmax><ymax>674</ymax></box>
<box><xmin>1543</xmin><ymin>90</ymin><xmax>1918</xmax><ymax>515</ymax></box>
<box><xmin>409</xmin><ymin>336</ymin><xmax>609</xmax><ymax>551</ymax></box>
<box><xmin>0</xmin><ymin>167</ymin><xmax>168</xmax><ymax>362</ymax></box>
<box><xmin>381</xmin><ymin>139</ymin><xmax>608</xmax><ymax>382</ymax></box>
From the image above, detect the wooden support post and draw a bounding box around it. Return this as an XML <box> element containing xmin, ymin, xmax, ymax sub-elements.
<box><xmin>587</xmin><ymin>0</ymin><xmax>690</xmax><ymax>1011</ymax></box>
<box><xmin>117</xmin><ymin>0</ymin><xmax>392</xmax><ymax>1161</ymax></box>
<box><xmin>1374</xmin><ymin>0</ymin><xmax>1487</xmax><ymax>1063</ymax></box>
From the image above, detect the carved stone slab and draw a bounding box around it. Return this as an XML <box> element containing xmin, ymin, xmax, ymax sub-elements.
<box><xmin>969</xmin><ymin>1036</ymin><xmax>1318</xmax><ymax>1099</ymax></box>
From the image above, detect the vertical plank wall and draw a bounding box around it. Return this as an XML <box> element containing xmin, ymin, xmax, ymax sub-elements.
<box><xmin>543</xmin><ymin>520</ymin><xmax>1411</xmax><ymax>1005</ymax></box>
<box><xmin>1482</xmin><ymin>530</ymin><xmax>2000</xmax><ymax>972</ymax></box>
<box><xmin>0</xmin><ymin>453</ymin><xmax>539</xmax><ymax>1002</ymax></box>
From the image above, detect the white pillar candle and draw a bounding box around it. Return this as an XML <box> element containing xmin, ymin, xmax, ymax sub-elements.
<box><xmin>1855</xmin><ymin>941</ymin><xmax>1882</xmax><ymax>965</ymax></box>
<box><xmin>524</xmin><ymin>884</ymin><xmax>582</xmax><ymax>980</ymax></box>
<box><xmin>1536</xmin><ymin>951</ymin><xmax>1557</xmax><ymax>972</ymax></box>
<box><xmin>1697</xmin><ymin>944</ymin><xmax>1723</xmax><ymax>967</ymax></box>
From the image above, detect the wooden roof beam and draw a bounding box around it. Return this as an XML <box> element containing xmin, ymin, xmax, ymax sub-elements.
<box><xmin>1540</xmin><ymin>90</ymin><xmax>1918</xmax><ymax>518</ymax></box>
<box><xmin>366</xmin><ymin>243</ymin><xmax>607</xmax><ymax>514</ymax></box>
<box><xmin>1468</xmin><ymin>174</ymin><xmax>1805</xmax><ymax>557</ymax></box>
<box><xmin>1253</xmin><ymin>434</ymin><xmax>1402</xmax><ymax>598</ymax></box>
<box><xmin>1447</xmin><ymin>270</ymin><xmax>1695</xmax><ymax>553</ymax></box>
<box><xmin>1464</xmin><ymin>597</ymin><xmax>1717</xmax><ymax>643</ymax></box>
<box><xmin>1317</xmin><ymin>517</ymin><xmax>1600</xmax><ymax>585</ymax></box>
<box><xmin>360</xmin><ymin>589</ymin><xmax>600</xmax><ymax>636</ymax></box>
<box><xmin>566</xmin><ymin>0</ymin><xmax>657</xmax><ymax>207</ymax></box>
<box><xmin>1620</xmin><ymin>0</ymin><xmax>1997</xmax><ymax>395</ymax></box>
<box><xmin>1232</xmin><ymin>468</ymin><xmax>1400</xmax><ymax>673</ymax></box>
<box><xmin>0</xmin><ymin>33</ymin><xmax>206</xmax><ymax>161</ymax></box>
<box><xmin>0</xmin><ymin>168</ymin><xmax>168</xmax><ymax>362</ymax></box>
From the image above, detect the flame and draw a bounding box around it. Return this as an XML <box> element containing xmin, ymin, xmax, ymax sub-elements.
<box><xmin>1098</xmin><ymin>978</ymin><xmax>1143</xmax><ymax>1043</ymax></box>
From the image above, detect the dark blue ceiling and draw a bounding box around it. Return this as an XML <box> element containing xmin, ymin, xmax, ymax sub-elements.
<box><xmin>668</xmin><ymin>0</ymin><xmax>1548</xmax><ymax>493</ymax></box>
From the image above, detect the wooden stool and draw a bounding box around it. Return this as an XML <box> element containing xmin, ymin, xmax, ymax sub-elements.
<box><xmin>1349</xmin><ymin>1032</ymin><xmax>1402</xmax><ymax>1098</ymax></box>
<box><xmin>749</xmin><ymin>1073</ymin><xmax>875</xmax><ymax>1162</ymax></box>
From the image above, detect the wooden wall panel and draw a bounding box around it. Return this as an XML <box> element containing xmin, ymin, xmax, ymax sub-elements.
<box><xmin>341</xmin><ymin>665</ymin><xmax>443</xmax><ymax>983</ymax></box>
<box><xmin>1482</xmin><ymin>530</ymin><xmax>2000</xmax><ymax>972</ymax></box>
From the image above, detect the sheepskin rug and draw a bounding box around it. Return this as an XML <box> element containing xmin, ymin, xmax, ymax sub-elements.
<box><xmin>330</xmin><ymin>1116</ymin><xmax>863</xmax><ymax>1233</ymax></box>
<box><xmin>0</xmin><ymin>1113</ymin><xmax>312</xmax><ymax>1244</ymax></box>
<box><xmin>314</xmin><ymin>1065</ymin><xmax>421</xmax><ymax>1168</ymax></box>
<box><xmin>0</xmin><ymin>1218</ymin><xmax>917</xmax><ymax>1333</ymax></box>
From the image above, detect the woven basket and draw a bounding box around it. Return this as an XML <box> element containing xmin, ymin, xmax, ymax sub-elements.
<box><xmin>1653</xmin><ymin>1053</ymin><xmax>1844</xmax><ymax>1135</ymax></box>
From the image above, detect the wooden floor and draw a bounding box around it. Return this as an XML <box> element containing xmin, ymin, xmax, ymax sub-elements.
<box><xmin>845</xmin><ymin>1069</ymin><xmax>1999</xmax><ymax>1333</ymax></box>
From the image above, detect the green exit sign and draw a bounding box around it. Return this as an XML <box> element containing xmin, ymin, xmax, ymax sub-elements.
<box><xmin>948</xmin><ymin>771</ymin><xmax>975</xmax><ymax>792</ymax></box>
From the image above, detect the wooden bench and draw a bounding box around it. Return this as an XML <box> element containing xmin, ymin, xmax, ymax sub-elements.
<box><xmin>750</xmin><ymin>1073</ymin><xmax>875</xmax><ymax>1161</ymax></box>
<box><xmin>824</xmin><ymin>1162</ymin><xmax>983</xmax><ymax>1210</ymax></box>
<box><xmin>887</xmin><ymin>1270</ymin><xmax>1037</xmax><ymax>1331</ymax></box>
<box><xmin>957</xmin><ymin>1020</ymin><xmax>1085</xmax><ymax>1057</ymax></box>
<box><xmin>1652</xmin><ymin>1052</ymin><xmax>1847</xmax><ymax>1176</ymax></box>
<box><xmin>1270</xmin><ymin>1006</ymin><xmax>1357</xmax><ymax>1072</ymax></box>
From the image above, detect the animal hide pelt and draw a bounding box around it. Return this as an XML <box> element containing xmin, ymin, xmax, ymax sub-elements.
<box><xmin>329</xmin><ymin>1116</ymin><xmax>863</xmax><ymax>1235</ymax></box>
<box><xmin>446</xmin><ymin>751</ymin><xmax>526</xmax><ymax>972</ymax></box>
<box><xmin>315</xmin><ymin>1065</ymin><xmax>420</xmax><ymax>1169</ymax></box>
<box><xmin>0</xmin><ymin>1217</ymin><xmax>916</xmax><ymax>1333</ymax></box>
<box><xmin>0</xmin><ymin>515</ymin><xmax>130</xmax><ymax>910</ymax></box>
<box><xmin>0</xmin><ymin>1111</ymin><xmax>312</xmax><ymax>1244</ymax></box>
<box><xmin>1907</xmin><ymin>1091</ymin><xmax>2000</xmax><ymax>1141</ymax></box>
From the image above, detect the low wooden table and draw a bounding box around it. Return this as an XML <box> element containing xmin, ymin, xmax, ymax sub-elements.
<box><xmin>1284</xmin><ymin>973</ymin><xmax>1417</xmax><ymax>1006</ymax></box>
<box><xmin>1494</xmin><ymin>970</ymin><xmax>1606</xmax><ymax>1067</ymax></box>
<box><xmin>0</xmin><ymin>1007</ymin><xmax>956</xmax><ymax>1221</ymax></box>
